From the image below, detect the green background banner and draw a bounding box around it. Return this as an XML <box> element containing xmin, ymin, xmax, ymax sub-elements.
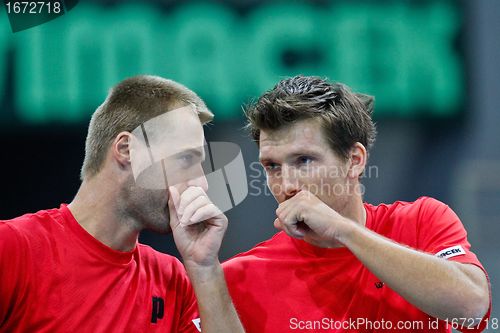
<box><xmin>0</xmin><ymin>0</ymin><xmax>462</xmax><ymax>125</ymax></box>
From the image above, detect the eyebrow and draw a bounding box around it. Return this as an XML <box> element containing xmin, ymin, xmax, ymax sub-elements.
<box><xmin>168</xmin><ymin>148</ymin><xmax>205</xmax><ymax>160</ymax></box>
<box><xmin>181</xmin><ymin>148</ymin><xmax>204</xmax><ymax>158</ymax></box>
<box><xmin>259</xmin><ymin>149</ymin><xmax>321</xmax><ymax>164</ymax></box>
<box><xmin>259</xmin><ymin>157</ymin><xmax>273</xmax><ymax>165</ymax></box>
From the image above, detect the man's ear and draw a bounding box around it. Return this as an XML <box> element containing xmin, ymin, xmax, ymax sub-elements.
<box><xmin>348</xmin><ymin>142</ymin><xmax>367</xmax><ymax>179</ymax></box>
<box><xmin>111</xmin><ymin>132</ymin><xmax>132</xmax><ymax>169</ymax></box>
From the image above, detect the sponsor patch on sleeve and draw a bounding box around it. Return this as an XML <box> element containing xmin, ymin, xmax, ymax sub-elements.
<box><xmin>435</xmin><ymin>245</ymin><xmax>466</xmax><ymax>259</ymax></box>
<box><xmin>192</xmin><ymin>318</ymin><xmax>201</xmax><ymax>332</ymax></box>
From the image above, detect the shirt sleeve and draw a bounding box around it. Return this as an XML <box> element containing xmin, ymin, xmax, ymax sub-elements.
<box><xmin>417</xmin><ymin>197</ymin><xmax>491</xmax><ymax>333</ymax></box>
<box><xmin>0</xmin><ymin>223</ymin><xmax>29</xmax><ymax>327</ymax></box>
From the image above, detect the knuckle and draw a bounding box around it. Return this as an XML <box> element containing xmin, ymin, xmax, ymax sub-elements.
<box><xmin>195</xmin><ymin>196</ymin><xmax>206</xmax><ymax>205</ymax></box>
<box><xmin>299</xmin><ymin>211</ymin><xmax>307</xmax><ymax>221</ymax></box>
<box><xmin>210</xmin><ymin>204</ymin><xmax>222</xmax><ymax>215</ymax></box>
<box><xmin>276</xmin><ymin>211</ymin><xmax>284</xmax><ymax>221</ymax></box>
<box><xmin>204</xmin><ymin>196</ymin><xmax>213</xmax><ymax>205</ymax></box>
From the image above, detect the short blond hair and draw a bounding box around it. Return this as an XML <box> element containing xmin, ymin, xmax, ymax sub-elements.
<box><xmin>81</xmin><ymin>75</ymin><xmax>213</xmax><ymax>180</ymax></box>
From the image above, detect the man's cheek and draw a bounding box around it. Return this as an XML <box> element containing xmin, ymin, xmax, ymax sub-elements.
<box><xmin>274</xmin><ymin>184</ymin><xmax>287</xmax><ymax>200</ymax></box>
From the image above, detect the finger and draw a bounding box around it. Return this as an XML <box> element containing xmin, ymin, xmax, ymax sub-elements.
<box><xmin>179</xmin><ymin>195</ymin><xmax>211</xmax><ymax>225</ymax></box>
<box><xmin>297</xmin><ymin>188</ymin><xmax>309</xmax><ymax>196</ymax></box>
<box><xmin>278</xmin><ymin>204</ymin><xmax>307</xmax><ymax>239</ymax></box>
<box><xmin>276</xmin><ymin>199</ymin><xmax>290</xmax><ymax>217</ymax></box>
<box><xmin>290</xmin><ymin>226</ymin><xmax>306</xmax><ymax>239</ymax></box>
<box><xmin>276</xmin><ymin>200</ymin><xmax>292</xmax><ymax>222</ymax></box>
<box><xmin>185</xmin><ymin>203</ymin><xmax>223</xmax><ymax>226</ymax></box>
<box><xmin>276</xmin><ymin>199</ymin><xmax>298</xmax><ymax>230</ymax></box>
<box><xmin>278</xmin><ymin>216</ymin><xmax>305</xmax><ymax>239</ymax></box>
<box><xmin>273</xmin><ymin>218</ymin><xmax>282</xmax><ymax>229</ymax></box>
<box><xmin>287</xmin><ymin>223</ymin><xmax>306</xmax><ymax>239</ymax></box>
<box><xmin>168</xmin><ymin>187</ymin><xmax>181</xmax><ymax>228</ymax></box>
<box><xmin>276</xmin><ymin>192</ymin><xmax>300</xmax><ymax>218</ymax></box>
<box><xmin>178</xmin><ymin>186</ymin><xmax>205</xmax><ymax>214</ymax></box>
<box><xmin>169</xmin><ymin>186</ymin><xmax>181</xmax><ymax>209</ymax></box>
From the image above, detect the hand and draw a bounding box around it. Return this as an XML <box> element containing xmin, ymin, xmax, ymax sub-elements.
<box><xmin>168</xmin><ymin>186</ymin><xmax>227</xmax><ymax>269</ymax></box>
<box><xmin>274</xmin><ymin>190</ymin><xmax>352</xmax><ymax>248</ymax></box>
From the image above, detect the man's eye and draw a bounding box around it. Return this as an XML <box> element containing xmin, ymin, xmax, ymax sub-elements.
<box><xmin>297</xmin><ymin>156</ymin><xmax>313</xmax><ymax>165</ymax></box>
<box><xmin>264</xmin><ymin>163</ymin><xmax>280</xmax><ymax>171</ymax></box>
<box><xmin>178</xmin><ymin>154</ymin><xmax>194</xmax><ymax>167</ymax></box>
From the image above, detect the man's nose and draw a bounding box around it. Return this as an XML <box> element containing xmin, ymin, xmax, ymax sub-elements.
<box><xmin>186</xmin><ymin>165</ymin><xmax>208</xmax><ymax>192</ymax></box>
<box><xmin>281</xmin><ymin>165</ymin><xmax>300</xmax><ymax>199</ymax></box>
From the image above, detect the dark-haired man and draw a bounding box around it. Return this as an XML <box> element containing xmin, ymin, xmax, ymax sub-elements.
<box><xmin>0</xmin><ymin>75</ymin><xmax>245</xmax><ymax>333</ymax></box>
<box><xmin>223</xmin><ymin>75</ymin><xmax>490</xmax><ymax>332</ymax></box>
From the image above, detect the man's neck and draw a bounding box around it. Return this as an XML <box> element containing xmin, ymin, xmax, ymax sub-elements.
<box><xmin>326</xmin><ymin>190</ymin><xmax>366</xmax><ymax>248</ymax></box>
<box><xmin>348</xmin><ymin>193</ymin><xmax>367</xmax><ymax>227</ymax></box>
<box><xmin>68</xmin><ymin>175</ymin><xmax>140</xmax><ymax>252</ymax></box>
<box><xmin>333</xmin><ymin>183</ymin><xmax>367</xmax><ymax>227</ymax></box>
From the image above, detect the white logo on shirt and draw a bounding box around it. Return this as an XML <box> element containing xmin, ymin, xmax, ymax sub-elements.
<box><xmin>192</xmin><ymin>318</ymin><xmax>201</xmax><ymax>332</ymax></box>
<box><xmin>435</xmin><ymin>245</ymin><xmax>465</xmax><ymax>259</ymax></box>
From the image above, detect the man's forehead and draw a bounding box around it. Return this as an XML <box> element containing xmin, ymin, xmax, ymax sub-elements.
<box><xmin>150</xmin><ymin>129</ymin><xmax>205</xmax><ymax>158</ymax></box>
<box><xmin>145</xmin><ymin>104</ymin><xmax>199</xmax><ymax>128</ymax></box>
<box><xmin>259</xmin><ymin>119</ymin><xmax>325</xmax><ymax>155</ymax></box>
<box><xmin>260</xmin><ymin>119</ymin><xmax>321</xmax><ymax>142</ymax></box>
<box><xmin>144</xmin><ymin>105</ymin><xmax>202</xmax><ymax>134</ymax></box>
<box><xmin>135</xmin><ymin>105</ymin><xmax>205</xmax><ymax>158</ymax></box>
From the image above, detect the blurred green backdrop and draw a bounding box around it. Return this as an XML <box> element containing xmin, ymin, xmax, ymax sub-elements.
<box><xmin>0</xmin><ymin>0</ymin><xmax>462</xmax><ymax>125</ymax></box>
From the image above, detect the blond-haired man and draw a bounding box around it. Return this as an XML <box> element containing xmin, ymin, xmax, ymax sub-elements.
<box><xmin>0</xmin><ymin>75</ymin><xmax>244</xmax><ymax>333</ymax></box>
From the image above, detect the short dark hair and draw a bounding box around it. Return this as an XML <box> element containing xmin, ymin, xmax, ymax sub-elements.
<box><xmin>245</xmin><ymin>75</ymin><xmax>376</xmax><ymax>160</ymax></box>
<box><xmin>81</xmin><ymin>75</ymin><xmax>213</xmax><ymax>180</ymax></box>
